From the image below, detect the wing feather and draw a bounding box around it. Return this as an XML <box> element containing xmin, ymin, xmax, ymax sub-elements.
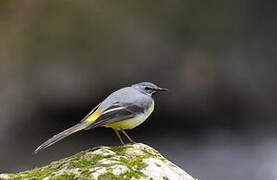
<box><xmin>84</xmin><ymin>103</ymin><xmax>144</xmax><ymax>130</ymax></box>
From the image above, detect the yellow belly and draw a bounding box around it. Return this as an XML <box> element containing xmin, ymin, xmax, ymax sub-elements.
<box><xmin>103</xmin><ymin>101</ymin><xmax>154</xmax><ymax>130</ymax></box>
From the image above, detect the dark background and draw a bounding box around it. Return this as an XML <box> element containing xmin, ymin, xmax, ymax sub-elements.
<box><xmin>0</xmin><ymin>1</ymin><xmax>277</xmax><ymax>180</ymax></box>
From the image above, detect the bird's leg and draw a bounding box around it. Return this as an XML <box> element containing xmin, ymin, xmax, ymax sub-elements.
<box><xmin>120</xmin><ymin>129</ymin><xmax>136</xmax><ymax>144</ymax></box>
<box><xmin>113</xmin><ymin>129</ymin><xmax>125</xmax><ymax>145</ymax></box>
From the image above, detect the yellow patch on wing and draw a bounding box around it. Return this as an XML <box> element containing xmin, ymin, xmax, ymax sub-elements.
<box><xmin>85</xmin><ymin>108</ymin><xmax>104</xmax><ymax>123</ymax></box>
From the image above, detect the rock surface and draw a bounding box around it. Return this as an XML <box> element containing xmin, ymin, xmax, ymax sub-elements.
<box><xmin>0</xmin><ymin>143</ymin><xmax>195</xmax><ymax>180</ymax></box>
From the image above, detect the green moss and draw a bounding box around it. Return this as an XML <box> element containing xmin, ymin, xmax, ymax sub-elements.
<box><xmin>6</xmin><ymin>151</ymin><xmax>105</xmax><ymax>179</ymax></box>
<box><xmin>119</xmin><ymin>170</ymin><xmax>141</xmax><ymax>179</ymax></box>
<box><xmin>98</xmin><ymin>172</ymin><xmax>119</xmax><ymax>180</ymax></box>
<box><xmin>89</xmin><ymin>163</ymin><xmax>117</xmax><ymax>171</ymax></box>
<box><xmin>141</xmin><ymin>149</ymin><xmax>158</xmax><ymax>158</ymax></box>
<box><xmin>52</xmin><ymin>174</ymin><xmax>77</xmax><ymax>180</ymax></box>
<box><xmin>130</xmin><ymin>155</ymin><xmax>149</xmax><ymax>170</ymax></box>
<box><xmin>78</xmin><ymin>169</ymin><xmax>93</xmax><ymax>179</ymax></box>
<box><xmin>109</xmin><ymin>145</ymin><xmax>132</xmax><ymax>155</ymax></box>
<box><xmin>118</xmin><ymin>156</ymin><xmax>129</xmax><ymax>164</ymax></box>
<box><xmin>90</xmin><ymin>154</ymin><xmax>104</xmax><ymax>162</ymax></box>
<box><xmin>17</xmin><ymin>165</ymin><xmax>55</xmax><ymax>179</ymax></box>
<box><xmin>72</xmin><ymin>159</ymin><xmax>93</xmax><ymax>168</ymax></box>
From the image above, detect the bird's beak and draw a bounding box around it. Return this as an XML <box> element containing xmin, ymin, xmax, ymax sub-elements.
<box><xmin>157</xmin><ymin>87</ymin><xmax>168</xmax><ymax>91</ymax></box>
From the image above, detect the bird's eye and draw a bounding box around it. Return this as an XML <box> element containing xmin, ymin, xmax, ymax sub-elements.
<box><xmin>145</xmin><ymin>87</ymin><xmax>151</xmax><ymax>90</ymax></box>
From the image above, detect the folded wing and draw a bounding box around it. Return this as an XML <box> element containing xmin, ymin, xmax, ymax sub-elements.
<box><xmin>84</xmin><ymin>102</ymin><xmax>144</xmax><ymax>130</ymax></box>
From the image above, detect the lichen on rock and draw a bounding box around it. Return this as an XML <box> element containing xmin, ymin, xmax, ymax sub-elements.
<box><xmin>0</xmin><ymin>143</ymin><xmax>195</xmax><ymax>180</ymax></box>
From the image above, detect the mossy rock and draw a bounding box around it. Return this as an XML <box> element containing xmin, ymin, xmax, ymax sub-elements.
<box><xmin>0</xmin><ymin>143</ymin><xmax>195</xmax><ymax>180</ymax></box>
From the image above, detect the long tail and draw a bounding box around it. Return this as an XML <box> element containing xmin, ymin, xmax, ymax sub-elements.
<box><xmin>34</xmin><ymin>123</ymin><xmax>88</xmax><ymax>154</ymax></box>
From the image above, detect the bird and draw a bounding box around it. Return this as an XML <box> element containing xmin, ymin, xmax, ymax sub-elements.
<box><xmin>34</xmin><ymin>82</ymin><xmax>167</xmax><ymax>153</ymax></box>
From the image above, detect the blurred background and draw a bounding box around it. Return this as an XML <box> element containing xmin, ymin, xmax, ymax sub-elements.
<box><xmin>0</xmin><ymin>0</ymin><xmax>276</xmax><ymax>179</ymax></box>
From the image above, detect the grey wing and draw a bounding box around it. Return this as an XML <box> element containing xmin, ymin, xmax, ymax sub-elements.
<box><xmin>84</xmin><ymin>102</ymin><xmax>145</xmax><ymax>130</ymax></box>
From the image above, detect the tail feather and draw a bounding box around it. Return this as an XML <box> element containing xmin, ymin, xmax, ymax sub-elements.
<box><xmin>34</xmin><ymin>123</ymin><xmax>88</xmax><ymax>154</ymax></box>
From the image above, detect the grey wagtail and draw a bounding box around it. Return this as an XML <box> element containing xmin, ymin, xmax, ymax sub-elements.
<box><xmin>34</xmin><ymin>82</ymin><xmax>167</xmax><ymax>153</ymax></box>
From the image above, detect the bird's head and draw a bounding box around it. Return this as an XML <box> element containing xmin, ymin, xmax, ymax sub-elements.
<box><xmin>132</xmin><ymin>82</ymin><xmax>168</xmax><ymax>96</ymax></box>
